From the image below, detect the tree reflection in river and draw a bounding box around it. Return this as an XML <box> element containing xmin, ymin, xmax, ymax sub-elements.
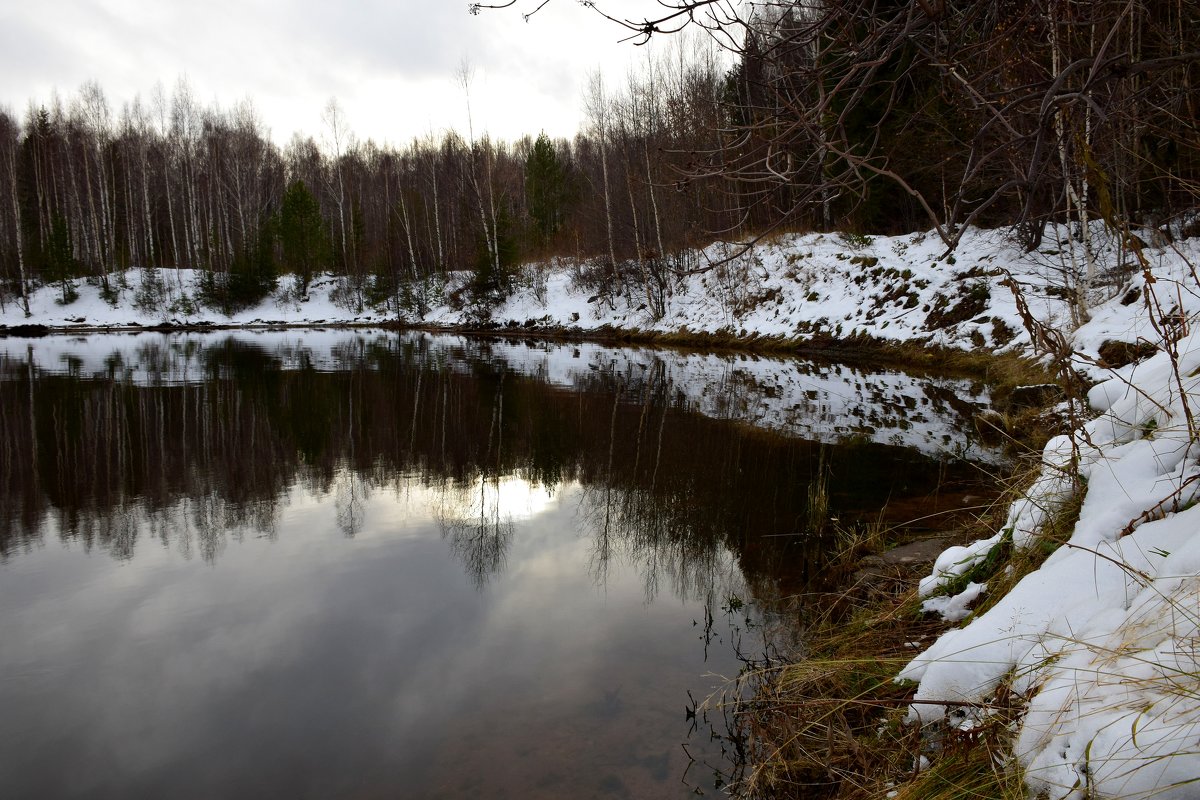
<box><xmin>0</xmin><ymin>331</ymin><xmax>996</xmax><ymax>598</ymax></box>
<box><xmin>436</xmin><ymin>476</ymin><xmax>518</xmax><ymax>589</ymax></box>
<box><xmin>0</xmin><ymin>331</ymin><xmax>1003</xmax><ymax>800</ymax></box>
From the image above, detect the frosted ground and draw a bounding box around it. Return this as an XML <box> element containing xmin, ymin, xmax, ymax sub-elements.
<box><xmin>1</xmin><ymin>227</ymin><xmax>1085</xmax><ymax>350</ymax></box>
<box><xmin>4</xmin><ymin>224</ymin><xmax>1200</xmax><ymax>798</ymax></box>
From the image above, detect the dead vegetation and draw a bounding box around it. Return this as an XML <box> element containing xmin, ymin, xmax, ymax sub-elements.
<box><xmin>727</xmin><ymin>461</ymin><xmax>1054</xmax><ymax>800</ymax></box>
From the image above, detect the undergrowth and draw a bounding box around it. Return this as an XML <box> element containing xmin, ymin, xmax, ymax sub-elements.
<box><xmin>736</xmin><ymin>596</ymin><xmax>928</xmax><ymax>798</ymax></box>
<box><xmin>735</xmin><ymin>580</ymin><xmax>1027</xmax><ymax>800</ymax></box>
<box><xmin>734</xmin><ymin>462</ymin><xmax>1049</xmax><ymax>799</ymax></box>
<box><xmin>963</xmin><ymin>489</ymin><xmax>1084</xmax><ymax>619</ymax></box>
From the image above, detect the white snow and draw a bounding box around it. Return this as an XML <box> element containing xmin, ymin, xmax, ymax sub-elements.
<box><xmin>420</xmin><ymin>227</ymin><xmax>1080</xmax><ymax>351</ymax></box>
<box><xmin>899</xmin><ymin>238</ymin><xmax>1200</xmax><ymax>798</ymax></box>
<box><xmin>0</xmin><ymin>226</ymin><xmax>1091</xmax><ymax>354</ymax></box>
<box><xmin>920</xmin><ymin>581</ymin><xmax>987</xmax><ymax>623</ymax></box>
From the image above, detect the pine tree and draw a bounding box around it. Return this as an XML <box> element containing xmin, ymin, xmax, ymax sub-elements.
<box><xmin>278</xmin><ymin>179</ymin><xmax>327</xmax><ymax>295</ymax></box>
<box><xmin>46</xmin><ymin>212</ymin><xmax>76</xmax><ymax>304</ymax></box>
<box><xmin>524</xmin><ymin>132</ymin><xmax>570</xmax><ymax>249</ymax></box>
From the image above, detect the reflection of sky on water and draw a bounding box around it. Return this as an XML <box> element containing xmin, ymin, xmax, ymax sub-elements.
<box><xmin>0</xmin><ymin>478</ymin><xmax>749</xmax><ymax>800</ymax></box>
<box><xmin>0</xmin><ymin>330</ymin><xmax>997</xmax><ymax>798</ymax></box>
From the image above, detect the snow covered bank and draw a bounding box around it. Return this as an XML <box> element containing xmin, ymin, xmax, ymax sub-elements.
<box><xmin>3</xmin><ymin>226</ymin><xmax>1192</xmax><ymax>372</ymax></box>
<box><xmin>425</xmin><ymin>227</ymin><xmax>1081</xmax><ymax>354</ymax></box>
<box><xmin>0</xmin><ymin>271</ymin><xmax>396</xmax><ymax>331</ymax></box>
<box><xmin>0</xmin><ymin>226</ymin><xmax>1096</xmax><ymax>357</ymax></box>
<box><xmin>900</xmin><ymin>239</ymin><xmax>1200</xmax><ymax>797</ymax></box>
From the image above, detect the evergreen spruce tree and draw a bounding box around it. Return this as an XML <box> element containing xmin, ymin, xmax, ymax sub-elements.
<box><xmin>524</xmin><ymin>132</ymin><xmax>571</xmax><ymax>249</ymax></box>
<box><xmin>472</xmin><ymin>205</ymin><xmax>519</xmax><ymax>305</ymax></box>
<box><xmin>47</xmin><ymin>212</ymin><xmax>76</xmax><ymax>304</ymax></box>
<box><xmin>278</xmin><ymin>179</ymin><xmax>327</xmax><ymax>296</ymax></box>
<box><xmin>227</xmin><ymin>220</ymin><xmax>278</xmax><ymax>311</ymax></box>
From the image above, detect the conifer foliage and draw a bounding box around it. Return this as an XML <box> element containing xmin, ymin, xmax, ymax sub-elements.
<box><xmin>279</xmin><ymin>179</ymin><xmax>327</xmax><ymax>296</ymax></box>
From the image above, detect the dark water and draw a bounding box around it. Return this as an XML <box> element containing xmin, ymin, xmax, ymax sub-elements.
<box><xmin>0</xmin><ymin>331</ymin><xmax>998</xmax><ymax>799</ymax></box>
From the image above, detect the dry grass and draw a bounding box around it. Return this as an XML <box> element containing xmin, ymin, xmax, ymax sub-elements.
<box><xmin>825</xmin><ymin>518</ymin><xmax>889</xmax><ymax>573</ymax></box>
<box><xmin>734</xmin><ymin>581</ymin><xmax>1030</xmax><ymax>800</ymax></box>
<box><xmin>733</xmin><ymin>463</ymin><xmax>1052</xmax><ymax>800</ymax></box>
<box><xmin>735</xmin><ymin>587</ymin><xmax>935</xmax><ymax>798</ymax></box>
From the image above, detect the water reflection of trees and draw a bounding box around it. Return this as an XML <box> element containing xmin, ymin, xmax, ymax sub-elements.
<box><xmin>580</xmin><ymin>361</ymin><xmax>729</xmax><ymax>604</ymax></box>
<box><xmin>434</xmin><ymin>475</ymin><xmax>516</xmax><ymax>590</ymax></box>
<box><xmin>433</xmin><ymin>372</ymin><xmax>519</xmax><ymax>588</ymax></box>
<box><xmin>0</xmin><ymin>339</ymin><xmax>980</xmax><ymax>600</ymax></box>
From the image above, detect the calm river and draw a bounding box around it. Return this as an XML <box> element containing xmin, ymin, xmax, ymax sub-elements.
<box><xmin>0</xmin><ymin>330</ymin><xmax>998</xmax><ymax>799</ymax></box>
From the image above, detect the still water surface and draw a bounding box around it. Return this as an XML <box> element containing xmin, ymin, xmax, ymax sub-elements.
<box><xmin>0</xmin><ymin>330</ymin><xmax>998</xmax><ymax>798</ymax></box>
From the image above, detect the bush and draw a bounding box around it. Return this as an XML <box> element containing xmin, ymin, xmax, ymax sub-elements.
<box><xmin>197</xmin><ymin>233</ymin><xmax>278</xmax><ymax>315</ymax></box>
<box><xmin>168</xmin><ymin>293</ymin><xmax>198</xmax><ymax>318</ymax></box>
<box><xmin>55</xmin><ymin>284</ymin><xmax>80</xmax><ymax>306</ymax></box>
<box><xmin>329</xmin><ymin>275</ymin><xmax>367</xmax><ymax>313</ymax></box>
<box><xmin>839</xmin><ymin>231</ymin><xmax>874</xmax><ymax>249</ymax></box>
<box><xmin>99</xmin><ymin>279</ymin><xmax>121</xmax><ymax>307</ymax></box>
<box><xmin>197</xmin><ymin>265</ymin><xmax>277</xmax><ymax>315</ymax></box>
<box><xmin>133</xmin><ymin>270</ymin><xmax>168</xmax><ymax>316</ymax></box>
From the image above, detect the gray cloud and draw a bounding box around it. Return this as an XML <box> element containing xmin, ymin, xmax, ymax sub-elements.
<box><xmin>1</xmin><ymin>0</ymin><xmax>655</xmax><ymax>142</ymax></box>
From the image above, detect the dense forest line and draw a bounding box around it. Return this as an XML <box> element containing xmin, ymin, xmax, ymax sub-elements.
<box><xmin>1</xmin><ymin>0</ymin><xmax>1197</xmax><ymax>318</ymax></box>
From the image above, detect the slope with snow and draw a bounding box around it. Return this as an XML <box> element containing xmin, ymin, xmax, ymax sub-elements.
<box><xmin>0</xmin><ymin>226</ymin><xmax>1102</xmax><ymax>358</ymax></box>
<box><xmin>901</xmin><ymin>238</ymin><xmax>1200</xmax><ymax>799</ymax></box>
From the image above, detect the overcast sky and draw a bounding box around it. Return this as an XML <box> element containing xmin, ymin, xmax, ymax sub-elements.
<box><xmin>0</xmin><ymin>0</ymin><xmax>701</xmax><ymax>146</ymax></box>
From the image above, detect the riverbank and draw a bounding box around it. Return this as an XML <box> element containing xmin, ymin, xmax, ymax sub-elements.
<box><xmin>0</xmin><ymin>224</ymin><xmax>1088</xmax><ymax>424</ymax></box>
<box><xmin>1</xmin><ymin>227</ymin><xmax>1078</xmax><ymax>354</ymax></box>
<box><xmin>4</xmin><ymin>224</ymin><xmax>1199</xmax><ymax>798</ymax></box>
<box><xmin>728</xmin><ymin>230</ymin><xmax>1200</xmax><ymax>796</ymax></box>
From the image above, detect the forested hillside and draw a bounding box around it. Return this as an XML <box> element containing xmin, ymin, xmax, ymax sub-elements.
<box><xmin>1</xmin><ymin>0</ymin><xmax>1196</xmax><ymax>319</ymax></box>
